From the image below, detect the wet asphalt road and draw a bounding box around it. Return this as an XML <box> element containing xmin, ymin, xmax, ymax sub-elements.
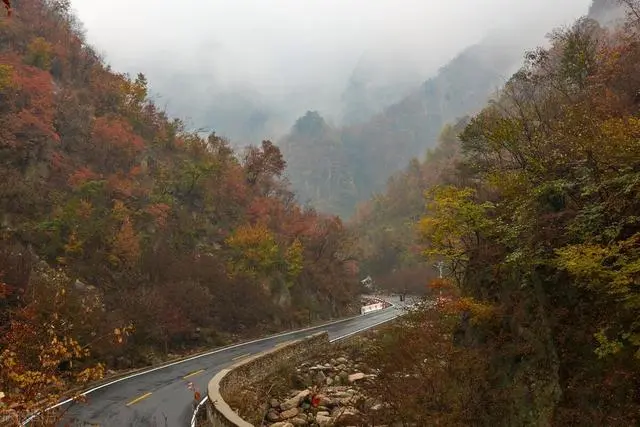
<box><xmin>54</xmin><ymin>297</ymin><xmax>408</xmax><ymax>427</ymax></box>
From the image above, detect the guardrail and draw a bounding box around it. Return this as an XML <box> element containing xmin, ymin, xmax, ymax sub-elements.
<box><xmin>360</xmin><ymin>295</ymin><xmax>391</xmax><ymax>314</ymax></box>
<box><xmin>360</xmin><ymin>302</ymin><xmax>384</xmax><ymax>314</ymax></box>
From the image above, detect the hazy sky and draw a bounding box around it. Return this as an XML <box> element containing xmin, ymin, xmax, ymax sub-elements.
<box><xmin>69</xmin><ymin>0</ymin><xmax>594</xmax><ymax>136</ymax></box>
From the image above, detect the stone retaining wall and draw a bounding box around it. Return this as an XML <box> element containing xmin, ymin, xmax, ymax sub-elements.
<box><xmin>205</xmin><ymin>332</ymin><xmax>329</xmax><ymax>426</ymax></box>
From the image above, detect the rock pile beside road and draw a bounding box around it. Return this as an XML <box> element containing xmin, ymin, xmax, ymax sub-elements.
<box><xmin>262</xmin><ymin>354</ymin><xmax>387</xmax><ymax>426</ymax></box>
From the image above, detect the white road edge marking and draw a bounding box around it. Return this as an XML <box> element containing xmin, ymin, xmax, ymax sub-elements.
<box><xmin>21</xmin><ymin>297</ymin><xmax>396</xmax><ymax>425</ymax></box>
<box><xmin>190</xmin><ymin>395</ymin><xmax>209</xmax><ymax>427</ymax></box>
<box><xmin>328</xmin><ymin>314</ymin><xmax>399</xmax><ymax>343</ymax></box>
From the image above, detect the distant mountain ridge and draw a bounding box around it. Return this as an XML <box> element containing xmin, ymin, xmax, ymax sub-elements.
<box><xmin>340</xmin><ymin>53</ymin><xmax>424</xmax><ymax>126</ymax></box>
<box><xmin>588</xmin><ymin>0</ymin><xmax>626</xmax><ymax>25</ymax></box>
<box><xmin>280</xmin><ymin>0</ymin><xmax>617</xmax><ymax>218</ymax></box>
<box><xmin>280</xmin><ymin>36</ymin><xmax>524</xmax><ymax>217</ymax></box>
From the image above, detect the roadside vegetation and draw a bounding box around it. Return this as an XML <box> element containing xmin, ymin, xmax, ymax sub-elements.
<box><xmin>355</xmin><ymin>2</ymin><xmax>640</xmax><ymax>424</ymax></box>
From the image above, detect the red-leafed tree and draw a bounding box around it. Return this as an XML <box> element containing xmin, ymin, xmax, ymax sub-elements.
<box><xmin>90</xmin><ymin>116</ymin><xmax>145</xmax><ymax>172</ymax></box>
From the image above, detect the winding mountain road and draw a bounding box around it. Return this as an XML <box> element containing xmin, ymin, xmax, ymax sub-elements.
<box><xmin>47</xmin><ymin>296</ymin><xmax>408</xmax><ymax>427</ymax></box>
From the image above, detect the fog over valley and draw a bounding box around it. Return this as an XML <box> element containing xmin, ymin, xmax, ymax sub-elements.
<box><xmin>71</xmin><ymin>0</ymin><xmax>593</xmax><ymax>146</ymax></box>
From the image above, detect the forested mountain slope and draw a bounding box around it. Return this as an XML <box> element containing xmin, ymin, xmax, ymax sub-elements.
<box><xmin>354</xmin><ymin>0</ymin><xmax>628</xmax><ymax>294</ymax></box>
<box><xmin>351</xmin><ymin>120</ymin><xmax>466</xmax><ymax>293</ymax></box>
<box><xmin>339</xmin><ymin>53</ymin><xmax>423</xmax><ymax>126</ymax></box>
<box><xmin>354</xmin><ymin>1</ymin><xmax>640</xmax><ymax>424</ymax></box>
<box><xmin>0</xmin><ymin>0</ymin><xmax>360</xmax><ymax>416</ymax></box>
<box><xmin>281</xmin><ymin>36</ymin><xmax>526</xmax><ymax>217</ymax></box>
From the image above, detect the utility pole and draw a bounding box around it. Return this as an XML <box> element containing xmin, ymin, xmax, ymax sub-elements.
<box><xmin>433</xmin><ymin>261</ymin><xmax>445</xmax><ymax>297</ymax></box>
<box><xmin>434</xmin><ymin>261</ymin><xmax>445</xmax><ymax>279</ymax></box>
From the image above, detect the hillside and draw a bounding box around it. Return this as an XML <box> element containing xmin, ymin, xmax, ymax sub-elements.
<box><xmin>340</xmin><ymin>53</ymin><xmax>423</xmax><ymax>126</ymax></box>
<box><xmin>350</xmin><ymin>0</ymin><xmax>640</xmax><ymax>424</ymax></box>
<box><xmin>0</xmin><ymin>0</ymin><xmax>360</xmax><ymax>416</ymax></box>
<box><xmin>280</xmin><ymin>36</ymin><xmax>526</xmax><ymax>217</ymax></box>
<box><xmin>354</xmin><ymin>0</ymin><xmax>628</xmax><ymax>292</ymax></box>
<box><xmin>352</xmin><ymin>120</ymin><xmax>466</xmax><ymax>293</ymax></box>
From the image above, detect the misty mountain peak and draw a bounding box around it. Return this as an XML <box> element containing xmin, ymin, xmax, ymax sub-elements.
<box><xmin>292</xmin><ymin>111</ymin><xmax>329</xmax><ymax>137</ymax></box>
<box><xmin>588</xmin><ymin>0</ymin><xmax>627</xmax><ymax>26</ymax></box>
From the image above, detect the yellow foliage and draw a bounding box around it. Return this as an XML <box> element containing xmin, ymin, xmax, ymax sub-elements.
<box><xmin>111</xmin><ymin>199</ymin><xmax>129</xmax><ymax>221</ymax></box>
<box><xmin>0</xmin><ymin>64</ymin><xmax>14</xmax><ymax>91</ymax></box>
<box><xmin>451</xmin><ymin>297</ymin><xmax>498</xmax><ymax>324</ymax></box>
<box><xmin>25</xmin><ymin>37</ymin><xmax>53</xmax><ymax>70</ymax></box>
<box><xmin>556</xmin><ymin>233</ymin><xmax>640</xmax><ymax>357</ymax></box>
<box><xmin>284</xmin><ymin>239</ymin><xmax>304</xmax><ymax>285</ymax></box>
<box><xmin>0</xmin><ymin>263</ymin><xmax>132</xmax><ymax>417</ymax></box>
<box><xmin>63</xmin><ymin>230</ymin><xmax>83</xmax><ymax>256</ymax></box>
<box><xmin>77</xmin><ymin>200</ymin><xmax>93</xmax><ymax>219</ymax></box>
<box><xmin>75</xmin><ymin>364</ymin><xmax>105</xmax><ymax>384</ymax></box>
<box><xmin>556</xmin><ymin>233</ymin><xmax>640</xmax><ymax>294</ymax></box>
<box><xmin>119</xmin><ymin>73</ymin><xmax>148</xmax><ymax>117</ymax></box>
<box><xmin>110</xmin><ymin>216</ymin><xmax>140</xmax><ymax>267</ymax></box>
<box><xmin>225</xmin><ymin>223</ymin><xmax>280</xmax><ymax>279</ymax></box>
<box><xmin>418</xmin><ymin>186</ymin><xmax>494</xmax><ymax>263</ymax></box>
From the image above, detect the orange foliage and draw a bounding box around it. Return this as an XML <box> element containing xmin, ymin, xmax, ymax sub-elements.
<box><xmin>107</xmin><ymin>173</ymin><xmax>136</xmax><ymax>198</ymax></box>
<box><xmin>92</xmin><ymin>116</ymin><xmax>145</xmax><ymax>155</ymax></box>
<box><xmin>0</xmin><ymin>55</ymin><xmax>57</xmax><ymax>146</ymax></box>
<box><xmin>0</xmin><ymin>1</ymin><xmax>362</xmax><ymax>415</ymax></box>
<box><xmin>110</xmin><ymin>216</ymin><xmax>140</xmax><ymax>267</ymax></box>
<box><xmin>67</xmin><ymin>167</ymin><xmax>97</xmax><ymax>188</ymax></box>
<box><xmin>145</xmin><ymin>203</ymin><xmax>171</xmax><ymax>228</ymax></box>
<box><xmin>0</xmin><ymin>259</ymin><xmax>128</xmax><ymax>422</ymax></box>
<box><xmin>129</xmin><ymin>165</ymin><xmax>142</xmax><ymax>176</ymax></box>
<box><xmin>428</xmin><ymin>277</ymin><xmax>453</xmax><ymax>291</ymax></box>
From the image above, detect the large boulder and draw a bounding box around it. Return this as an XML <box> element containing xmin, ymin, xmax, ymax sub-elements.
<box><xmin>290</xmin><ymin>417</ymin><xmax>308</xmax><ymax>426</ymax></box>
<box><xmin>316</xmin><ymin>414</ymin><xmax>334</xmax><ymax>427</ymax></box>
<box><xmin>280</xmin><ymin>407</ymin><xmax>299</xmax><ymax>419</ymax></box>
<box><xmin>348</xmin><ymin>372</ymin><xmax>365</xmax><ymax>383</ymax></box>
<box><xmin>281</xmin><ymin>390</ymin><xmax>311</xmax><ymax>411</ymax></box>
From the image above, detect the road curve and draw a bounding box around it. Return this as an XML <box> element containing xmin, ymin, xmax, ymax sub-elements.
<box><xmin>49</xmin><ymin>296</ymin><xmax>407</xmax><ymax>426</ymax></box>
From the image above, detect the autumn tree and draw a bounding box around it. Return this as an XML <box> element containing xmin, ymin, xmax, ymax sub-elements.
<box><xmin>0</xmin><ymin>241</ymin><xmax>130</xmax><ymax>423</ymax></box>
<box><xmin>243</xmin><ymin>140</ymin><xmax>286</xmax><ymax>196</ymax></box>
